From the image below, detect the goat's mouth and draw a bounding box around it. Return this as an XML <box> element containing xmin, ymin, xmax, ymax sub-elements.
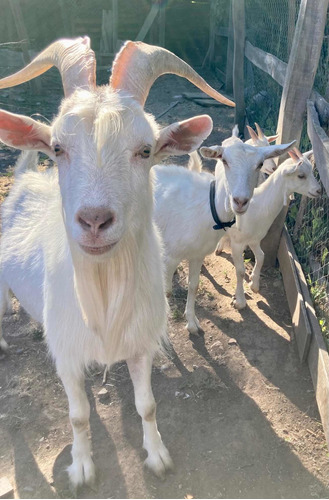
<box><xmin>79</xmin><ymin>242</ymin><xmax>118</xmax><ymax>255</ymax></box>
<box><xmin>308</xmin><ymin>191</ymin><xmax>320</xmax><ymax>199</ymax></box>
<box><xmin>233</xmin><ymin>206</ymin><xmax>248</xmax><ymax>215</ymax></box>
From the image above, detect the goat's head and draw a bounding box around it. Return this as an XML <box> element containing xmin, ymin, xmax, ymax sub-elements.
<box><xmin>0</xmin><ymin>37</ymin><xmax>234</xmax><ymax>260</ymax></box>
<box><xmin>246</xmin><ymin>123</ymin><xmax>279</xmax><ymax>175</ymax></box>
<box><xmin>200</xmin><ymin>135</ymin><xmax>295</xmax><ymax>214</ymax></box>
<box><xmin>281</xmin><ymin>147</ymin><xmax>321</xmax><ymax>200</ymax></box>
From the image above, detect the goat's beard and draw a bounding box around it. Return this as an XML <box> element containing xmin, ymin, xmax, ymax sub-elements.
<box><xmin>71</xmin><ymin>233</ymin><xmax>139</xmax><ymax>353</ymax></box>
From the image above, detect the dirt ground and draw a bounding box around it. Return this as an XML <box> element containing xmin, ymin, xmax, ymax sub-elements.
<box><xmin>0</xmin><ymin>66</ymin><xmax>329</xmax><ymax>499</ymax></box>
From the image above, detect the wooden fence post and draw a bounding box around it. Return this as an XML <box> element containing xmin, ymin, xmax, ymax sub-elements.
<box><xmin>232</xmin><ymin>0</ymin><xmax>245</xmax><ymax>136</ymax></box>
<box><xmin>262</xmin><ymin>0</ymin><xmax>329</xmax><ymax>267</ymax></box>
<box><xmin>225</xmin><ymin>0</ymin><xmax>234</xmax><ymax>94</ymax></box>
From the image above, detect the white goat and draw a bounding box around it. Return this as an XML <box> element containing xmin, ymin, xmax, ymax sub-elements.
<box><xmin>216</xmin><ymin>148</ymin><xmax>321</xmax><ymax>309</ymax></box>
<box><xmin>214</xmin><ymin>123</ymin><xmax>279</xmax><ymax>255</ymax></box>
<box><xmin>0</xmin><ymin>37</ymin><xmax>235</xmax><ymax>489</ymax></box>
<box><xmin>153</xmin><ymin>134</ymin><xmax>295</xmax><ymax>334</ymax></box>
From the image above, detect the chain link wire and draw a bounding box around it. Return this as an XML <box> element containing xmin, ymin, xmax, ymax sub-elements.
<box><xmin>244</xmin><ymin>0</ymin><xmax>329</xmax><ymax>343</ymax></box>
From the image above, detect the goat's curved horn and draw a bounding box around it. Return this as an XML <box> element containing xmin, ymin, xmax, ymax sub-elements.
<box><xmin>110</xmin><ymin>41</ymin><xmax>235</xmax><ymax>108</ymax></box>
<box><xmin>255</xmin><ymin>123</ymin><xmax>266</xmax><ymax>140</ymax></box>
<box><xmin>0</xmin><ymin>37</ymin><xmax>96</xmax><ymax>97</ymax></box>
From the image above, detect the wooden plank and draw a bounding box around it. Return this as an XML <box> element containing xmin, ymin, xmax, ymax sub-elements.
<box><xmin>278</xmin><ymin>228</ymin><xmax>312</xmax><ymax>361</ymax></box>
<box><xmin>278</xmin><ymin>227</ymin><xmax>329</xmax><ymax>446</ymax></box>
<box><xmin>232</xmin><ymin>0</ymin><xmax>245</xmax><ymax>136</ymax></box>
<box><xmin>225</xmin><ymin>0</ymin><xmax>233</xmax><ymax>93</ymax></box>
<box><xmin>245</xmin><ymin>40</ymin><xmax>287</xmax><ymax>87</ymax></box>
<box><xmin>307</xmin><ymin>100</ymin><xmax>329</xmax><ymax>197</ymax></box>
<box><xmin>135</xmin><ymin>3</ymin><xmax>159</xmax><ymax>42</ymax></box>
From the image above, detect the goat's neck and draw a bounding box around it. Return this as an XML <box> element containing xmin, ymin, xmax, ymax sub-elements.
<box><xmin>254</xmin><ymin>170</ymin><xmax>291</xmax><ymax>219</ymax></box>
<box><xmin>214</xmin><ymin>175</ymin><xmax>234</xmax><ymax>223</ymax></box>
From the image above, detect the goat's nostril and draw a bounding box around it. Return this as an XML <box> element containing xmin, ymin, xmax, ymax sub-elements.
<box><xmin>233</xmin><ymin>197</ymin><xmax>249</xmax><ymax>208</ymax></box>
<box><xmin>78</xmin><ymin>216</ymin><xmax>91</xmax><ymax>230</ymax></box>
<box><xmin>77</xmin><ymin>208</ymin><xmax>116</xmax><ymax>233</ymax></box>
<box><xmin>99</xmin><ymin>214</ymin><xmax>115</xmax><ymax>231</ymax></box>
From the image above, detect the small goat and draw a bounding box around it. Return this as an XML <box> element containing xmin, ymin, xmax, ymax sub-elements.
<box><xmin>0</xmin><ymin>37</ymin><xmax>235</xmax><ymax>488</ymax></box>
<box><xmin>153</xmin><ymin>133</ymin><xmax>295</xmax><ymax>334</ymax></box>
<box><xmin>216</xmin><ymin>148</ymin><xmax>321</xmax><ymax>309</ymax></box>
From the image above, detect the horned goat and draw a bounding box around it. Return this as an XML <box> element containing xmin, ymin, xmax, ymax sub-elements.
<box><xmin>0</xmin><ymin>37</ymin><xmax>235</xmax><ymax>489</ymax></box>
<box><xmin>153</xmin><ymin>133</ymin><xmax>295</xmax><ymax>334</ymax></box>
<box><xmin>215</xmin><ymin>148</ymin><xmax>321</xmax><ymax>309</ymax></box>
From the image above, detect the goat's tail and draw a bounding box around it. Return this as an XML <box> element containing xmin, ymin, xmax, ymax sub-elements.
<box><xmin>15</xmin><ymin>150</ymin><xmax>38</xmax><ymax>178</ymax></box>
<box><xmin>187</xmin><ymin>151</ymin><xmax>203</xmax><ymax>173</ymax></box>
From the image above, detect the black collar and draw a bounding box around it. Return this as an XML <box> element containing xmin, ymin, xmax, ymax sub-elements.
<box><xmin>209</xmin><ymin>180</ymin><xmax>235</xmax><ymax>231</ymax></box>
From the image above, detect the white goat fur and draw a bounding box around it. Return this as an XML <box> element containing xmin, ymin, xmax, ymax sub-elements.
<box><xmin>153</xmin><ymin>134</ymin><xmax>295</xmax><ymax>334</ymax></box>
<box><xmin>0</xmin><ymin>38</ymin><xmax>229</xmax><ymax>489</ymax></box>
<box><xmin>215</xmin><ymin>152</ymin><xmax>321</xmax><ymax>309</ymax></box>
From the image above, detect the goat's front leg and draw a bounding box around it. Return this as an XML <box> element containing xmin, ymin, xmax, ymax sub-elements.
<box><xmin>127</xmin><ymin>354</ymin><xmax>173</xmax><ymax>478</ymax></box>
<box><xmin>231</xmin><ymin>242</ymin><xmax>247</xmax><ymax>310</ymax></box>
<box><xmin>215</xmin><ymin>233</ymin><xmax>230</xmax><ymax>255</ymax></box>
<box><xmin>249</xmin><ymin>242</ymin><xmax>264</xmax><ymax>293</ymax></box>
<box><xmin>185</xmin><ymin>258</ymin><xmax>203</xmax><ymax>334</ymax></box>
<box><xmin>57</xmin><ymin>365</ymin><xmax>95</xmax><ymax>490</ymax></box>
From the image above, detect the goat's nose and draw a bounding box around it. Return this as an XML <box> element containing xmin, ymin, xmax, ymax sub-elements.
<box><xmin>76</xmin><ymin>207</ymin><xmax>116</xmax><ymax>235</ymax></box>
<box><xmin>233</xmin><ymin>197</ymin><xmax>249</xmax><ymax>210</ymax></box>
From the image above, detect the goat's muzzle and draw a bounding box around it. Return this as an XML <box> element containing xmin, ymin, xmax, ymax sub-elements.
<box><xmin>232</xmin><ymin>197</ymin><xmax>250</xmax><ymax>214</ymax></box>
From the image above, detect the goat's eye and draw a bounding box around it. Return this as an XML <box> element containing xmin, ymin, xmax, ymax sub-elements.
<box><xmin>54</xmin><ymin>144</ymin><xmax>63</xmax><ymax>157</ymax></box>
<box><xmin>298</xmin><ymin>174</ymin><xmax>306</xmax><ymax>179</ymax></box>
<box><xmin>139</xmin><ymin>146</ymin><xmax>151</xmax><ymax>159</ymax></box>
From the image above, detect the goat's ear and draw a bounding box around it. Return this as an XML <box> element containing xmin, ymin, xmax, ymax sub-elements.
<box><xmin>154</xmin><ymin>115</ymin><xmax>213</xmax><ymax>160</ymax></box>
<box><xmin>288</xmin><ymin>150</ymin><xmax>300</xmax><ymax>162</ymax></box>
<box><xmin>259</xmin><ymin>140</ymin><xmax>296</xmax><ymax>159</ymax></box>
<box><xmin>200</xmin><ymin>145</ymin><xmax>224</xmax><ymax>159</ymax></box>
<box><xmin>247</xmin><ymin>125</ymin><xmax>259</xmax><ymax>143</ymax></box>
<box><xmin>0</xmin><ymin>110</ymin><xmax>52</xmax><ymax>157</ymax></box>
<box><xmin>267</xmin><ymin>134</ymin><xmax>279</xmax><ymax>143</ymax></box>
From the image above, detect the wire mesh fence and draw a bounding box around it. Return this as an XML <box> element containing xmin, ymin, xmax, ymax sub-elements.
<box><xmin>243</xmin><ymin>0</ymin><xmax>329</xmax><ymax>346</ymax></box>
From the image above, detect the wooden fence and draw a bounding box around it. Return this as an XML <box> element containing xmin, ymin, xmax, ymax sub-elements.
<box><xmin>216</xmin><ymin>0</ymin><xmax>329</xmax><ymax>446</ymax></box>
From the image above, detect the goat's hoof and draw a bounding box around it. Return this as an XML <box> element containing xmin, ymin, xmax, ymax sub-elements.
<box><xmin>250</xmin><ymin>283</ymin><xmax>259</xmax><ymax>293</ymax></box>
<box><xmin>186</xmin><ymin>322</ymin><xmax>201</xmax><ymax>335</ymax></box>
<box><xmin>144</xmin><ymin>444</ymin><xmax>174</xmax><ymax>479</ymax></box>
<box><xmin>233</xmin><ymin>298</ymin><xmax>246</xmax><ymax>310</ymax></box>
<box><xmin>215</xmin><ymin>247</ymin><xmax>223</xmax><ymax>256</ymax></box>
<box><xmin>68</xmin><ymin>456</ymin><xmax>96</xmax><ymax>492</ymax></box>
